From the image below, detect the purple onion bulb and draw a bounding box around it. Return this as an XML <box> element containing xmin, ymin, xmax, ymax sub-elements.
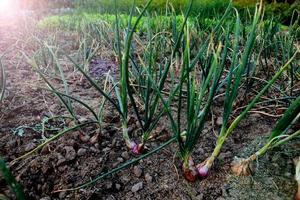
<box><xmin>197</xmin><ymin>165</ymin><xmax>209</xmax><ymax>178</ymax></box>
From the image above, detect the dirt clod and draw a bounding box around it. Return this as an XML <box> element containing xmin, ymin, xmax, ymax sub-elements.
<box><xmin>133</xmin><ymin>166</ymin><xmax>143</xmax><ymax>178</ymax></box>
<box><xmin>145</xmin><ymin>173</ymin><xmax>153</xmax><ymax>183</ymax></box>
<box><xmin>216</xmin><ymin>117</ymin><xmax>223</xmax><ymax>126</ymax></box>
<box><xmin>131</xmin><ymin>182</ymin><xmax>143</xmax><ymax>192</ymax></box>
<box><xmin>77</xmin><ymin>148</ymin><xmax>87</xmax><ymax>156</ymax></box>
<box><xmin>121</xmin><ymin>151</ymin><xmax>130</xmax><ymax>159</ymax></box>
<box><xmin>64</xmin><ymin>146</ymin><xmax>76</xmax><ymax>161</ymax></box>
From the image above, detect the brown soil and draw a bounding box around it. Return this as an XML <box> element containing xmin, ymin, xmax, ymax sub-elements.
<box><xmin>0</xmin><ymin>13</ymin><xmax>298</xmax><ymax>200</ymax></box>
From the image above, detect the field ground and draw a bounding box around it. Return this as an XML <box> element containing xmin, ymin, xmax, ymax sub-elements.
<box><xmin>0</xmin><ymin>5</ymin><xmax>299</xmax><ymax>200</ymax></box>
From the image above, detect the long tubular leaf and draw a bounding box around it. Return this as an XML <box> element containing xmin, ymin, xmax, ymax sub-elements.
<box><xmin>222</xmin><ymin>9</ymin><xmax>241</xmax><ymax>125</ymax></box>
<box><xmin>45</xmin><ymin>44</ymin><xmax>73</xmax><ymax>113</ymax></box>
<box><xmin>269</xmin><ymin>95</ymin><xmax>300</xmax><ymax>139</ymax></box>
<box><xmin>158</xmin><ymin>0</ymin><xmax>193</xmax><ymax>91</ymax></box>
<box><xmin>0</xmin><ymin>59</ymin><xmax>6</xmax><ymax>102</ymax></box>
<box><xmin>0</xmin><ymin>158</ymin><xmax>25</xmax><ymax>200</ymax></box>
<box><xmin>122</xmin><ymin>0</ymin><xmax>153</xmax><ymax>124</ymax></box>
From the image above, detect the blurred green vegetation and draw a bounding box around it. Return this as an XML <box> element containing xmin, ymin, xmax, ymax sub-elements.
<box><xmin>71</xmin><ymin>0</ymin><xmax>298</xmax><ymax>24</ymax></box>
<box><xmin>234</xmin><ymin>0</ymin><xmax>300</xmax><ymax>25</ymax></box>
<box><xmin>38</xmin><ymin>13</ymin><xmax>219</xmax><ymax>31</ymax></box>
<box><xmin>74</xmin><ymin>0</ymin><xmax>229</xmax><ymax>16</ymax></box>
<box><xmin>38</xmin><ymin>0</ymin><xmax>299</xmax><ymax>31</ymax></box>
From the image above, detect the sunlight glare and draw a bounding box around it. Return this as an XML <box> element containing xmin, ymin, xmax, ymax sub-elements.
<box><xmin>0</xmin><ymin>0</ymin><xmax>18</xmax><ymax>16</ymax></box>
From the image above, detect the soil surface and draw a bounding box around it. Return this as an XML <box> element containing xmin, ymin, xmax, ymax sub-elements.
<box><xmin>0</xmin><ymin>12</ymin><xmax>298</xmax><ymax>200</ymax></box>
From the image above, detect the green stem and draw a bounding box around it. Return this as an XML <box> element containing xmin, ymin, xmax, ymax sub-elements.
<box><xmin>272</xmin><ymin>129</ymin><xmax>300</xmax><ymax>148</ymax></box>
<box><xmin>122</xmin><ymin>121</ymin><xmax>132</xmax><ymax>148</ymax></box>
<box><xmin>205</xmin><ymin>127</ymin><xmax>226</xmax><ymax>168</ymax></box>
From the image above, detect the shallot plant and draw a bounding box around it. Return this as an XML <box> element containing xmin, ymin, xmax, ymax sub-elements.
<box><xmin>196</xmin><ymin>1</ymin><xmax>264</xmax><ymax>178</ymax></box>
<box><xmin>113</xmin><ymin>0</ymin><xmax>194</xmax><ymax>153</ymax></box>
<box><xmin>69</xmin><ymin>0</ymin><xmax>194</xmax><ymax>154</ymax></box>
<box><xmin>148</xmin><ymin>3</ymin><xmax>233</xmax><ymax>181</ymax></box>
<box><xmin>66</xmin><ymin>0</ymin><xmax>154</xmax><ymax>154</ymax></box>
<box><xmin>231</xmin><ymin>95</ymin><xmax>300</xmax><ymax>176</ymax></box>
<box><xmin>197</xmin><ymin>48</ymin><xmax>299</xmax><ymax>178</ymax></box>
<box><xmin>196</xmin><ymin>1</ymin><xmax>300</xmax><ymax>178</ymax></box>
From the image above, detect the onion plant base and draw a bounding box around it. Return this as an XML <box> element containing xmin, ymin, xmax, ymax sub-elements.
<box><xmin>196</xmin><ymin>162</ymin><xmax>209</xmax><ymax>179</ymax></box>
<box><xmin>231</xmin><ymin>156</ymin><xmax>256</xmax><ymax>176</ymax></box>
<box><xmin>182</xmin><ymin>157</ymin><xmax>198</xmax><ymax>182</ymax></box>
<box><xmin>126</xmin><ymin>141</ymin><xmax>144</xmax><ymax>155</ymax></box>
<box><xmin>132</xmin><ymin>142</ymin><xmax>144</xmax><ymax>155</ymax></box>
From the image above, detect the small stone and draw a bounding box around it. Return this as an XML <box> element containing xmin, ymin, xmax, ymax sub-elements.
<box><xmin>196</xmin><ymin>194</ymin><xmax>204</xmax><ymax>200</ymax></box>
<box><xmin>112</xmin><ymin>161</ymin><xmax>121</xmax><ymax>168</ymax></box>
<box><xmin>115</xmin><ymin>183</ymin><xmax>121</xmax><ymax>190</ymax></box>
<box><xmin>25</xmin><ymin>143</ymin><xmax>36</xmax><ymax>152</ymax></box>
<box><xmin>94</xmin><ymin>143</ymin><xmax>100</xmax><ymax>149</ymax></box>
<box><xmin>145</xmin><ymin>173</ymin><xmax>152</xmax><ymax>183</ymax></box>
<box><xmin>203</xmin><ymin>128</ymin><xmax>209</xmax><ymax>134</ymax></box>
<box><xmin>146</xmin><ymin>160</ymin><xmax>152</xmax><ymax>165</ymax></box>
<box><xmin>90</xmin><ymin>147</ymin><xmax>99</xmax><ymax>153</ymax></box>
<box><xmin>40</xmin><ymin>197</ymin><xmax>51</xmax><ymax>200</ymax></box>
<box><xmin>121</xmin><ymin>151</ymin><xmax>130</xmax><ymax>159</ymax></box>
<box><xmin>131</xmin><ymin>182</ymin><xmax>143</xmax><ymax>192</ymax></box>
<box><xmin>216</xmin><ymin>117</ymin><xmax>223</xmax><ymax>126</ymax></box>
<box><xmin>284</xmin><ymin>172</ymin><xmax>292</xmax><ymax>177</ymax></box>
<box><xmin>67</xmin><ymin>139</ymin><xmax>76</xmax><ymax>146</ymax></box>
<box><xmin>103</xmin><ymin>147</ymin><xmax>111</xmax><ymax>152</ymax></box>
<box><xmin>117</xmin><ymin>157</ymin><xmax>124</xmax><ymax>163</ymax></box>
<box><xmin>195</xmin><ymin>147</ymin><xmax>205</xmax><ymax>154</ymax></box>
<box><xmin>57</xmin><ymin>154</ymin><xmax>66</xmax><ymax>166</ymax></box>
<box><xmin>121</xmin><ymin>175</ymin><xmax>131</xmax><ymax>183</ymax></box>
<box><xmin>90</xmin><ymin>133</ymin><xmax>99</xmax><ymax>144</ymax></box>
<box><xmin>41</xmin><ymin>145</ymin><xmax>50</xmax><ymax>154</ymax></box>
<box><xmin>133</xmin><ymin>166</ymin><xmax>143</xmax><ymax>177</ymax></box>
<box><xmin>112</xmin><ymin>138</ymin><xmax>117</xmax><ymax>147</ymax></box>
<box><xmin>106</xmin><ymin>196</ymin><xmax>116</xmax><ymax>200</ymax></box>
<box><xmin>77</xmin><ymin>148</ymin><xmax>87</xmax><ymax>157</ymax></box>
<box><xmin>58</xmin><ymin>165</ymin><xmax>67</xmax><ymax>172</ymax></box>
<box><xmin>79</xmin><ymin>133</ymin><xmax>90</xmax><ymax>143</ymax></box>
<box><xmin>59</xmin><ymin>192</ymin><xmax>66</xmax><ymax>199</ymax></box>
<box><xmin>64</xmin><ymin>146</ymin><xmax>76</xmax><ymax>161</ymax></box>
<box><xmin>219</xmin><ymin>151</ymin><xmax>232</xmax><ymax>160</ymax></box>
<box><xmin>95</xmin><ymin>128</ymin><xmax>101</xmax><ymax>134</ymax></box>
<box><xmin>109</xmin><ymin>151</ymin><xmax>116</xmax><ymax>157</ymax></box>
<box><xmin>105</xmin><ymin>181</ymin><xmax>113</xmax><ymax>189</ymax></box>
